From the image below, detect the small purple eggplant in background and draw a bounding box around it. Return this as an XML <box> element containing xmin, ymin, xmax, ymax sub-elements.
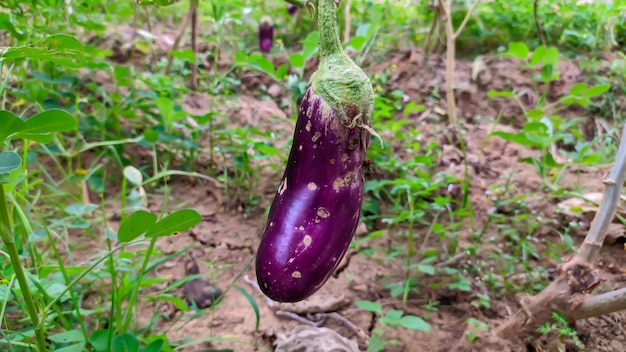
<box><xmin>287</xmin><ymin>4</ymin><xmax>298</xmax><ymax>15</ymax></box>
<box><xmin>259</xmin><ymin>16</ymin><xmax>274</xmax><ymax>53</ymax></box>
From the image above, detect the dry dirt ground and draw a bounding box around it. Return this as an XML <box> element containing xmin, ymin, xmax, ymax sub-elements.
<box><xmin>72</xmin><ymin>29</ymin><xmax>626</xmax><ymax>352</ymax></box>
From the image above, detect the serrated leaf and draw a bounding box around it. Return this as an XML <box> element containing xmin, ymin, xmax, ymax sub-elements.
<box><xmin>399</xmin><ymin>315</ymin><xmax>431</xmax><ymax>331</ymax></box>
<box><xmin>118</xmin><ymin>210</ymin><xmax>157</xmax><ymax>243</ymax></box>
<box><xmin>145</xmin><ymin>209</ymin><xmax>201</xmax><ymax>238</ymax></box>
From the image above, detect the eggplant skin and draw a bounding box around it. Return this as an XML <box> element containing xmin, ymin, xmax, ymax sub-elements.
<box><xmin>255</xmin><ymin>86</ymin><xmax>368</xmax><ymax>302</ymax></box>
<box><xmin>258</xmin><ymin>18</ymin><xmax>274</xmax><ymax>53</ymax></box>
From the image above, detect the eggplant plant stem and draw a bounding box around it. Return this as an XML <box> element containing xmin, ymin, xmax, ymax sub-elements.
<box><xmin>317</xmin><ymin>0</ymin><xmax>342</xmax><ymax>57</ymax></box>
<box><xmin>574</xmin><ymin>286</ymin><xmax>626</xmax><ymax>320</ymax></box>
<box><xmin>439</xmin><ymin>0</ymin><xmax>481</xmax><ymax>126</ymax></box>
<box><xmin>577</xmin><ymin>125</ymin><xmax>626</xmax><ymax>262</ymax></box>
<box><xmin>0</xmin><ymin>185</ymin><xmax>47</xmax><ymax>351</ymax></box>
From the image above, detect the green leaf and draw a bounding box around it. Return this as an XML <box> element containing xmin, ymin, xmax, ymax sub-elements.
<box><xmin>111</xmin><ymin>334</ymin><xmax>139</xmax><ymax>352</ymax></box>
<box><xmin>529</xmin><ymin>45</ymin><xmax>546</xmax><ymax>66</ymax></box>
<box><xmin>399</xmin><ymin>315</ymin><xmax>431</xmax><ymax>331</ymax></box>
<box><xmin>64</xmin><ymin>203</ymin><xmax>98</xmax><ymax>216</ymax></box>
<box><xmin>143</xmin><ymin>129</ymin><xmax>159</xmax><ymax>143</ymax></box>
<box><xmin>487</xmin><ymin>90</ymin><xmax>516</xmax><ymax>98</ymax></box>
<box><xmin>142</xmin><ymin>339</ymin><xmax>164</xmax><ymax>352</ymax></box>
<box><xmin>0</xmin><ymin>152</ymin><xmax>22</xmax><ymax>174</ymax></box>
<box><xmin>505</xmin><ymin>42</ymin><xmax>528</xmax><ymax>60</ymax></box>
<box><xmin>123</xmin><ymin>166</ymin><xmax>143</xmax><ymax>186</ymax></box>
<box><xmin>118</xmin><ymin>210</ymin><xmax>157</xmax><ymax>243</ymax></box>
<box><xmin>490</xmin><ymin>131</ymin><xmax>536</xmax><ymax>147</ymax></box>
<box><xmin>349</xmin><ymin>36</ymin><xmax>367</xmax><ymax>52</ymax></box>
<box><xmin>568</xmin><ymin>83</ymin><xmax>588</xmax><ymax>96</ymax></box>
<box><xmin>48</xmin><ymin>330</ymin><xmax>85</xmax><ymax>343</ymax></box>
<box><xmin>2</xmin><ymin>34</ymin><xmax>84</xmax><ymax>68</ymax></box>
<box><xmin>386</xmin><ymin>309</ymin><xmax>403</xmax><ymax>320</ymax></box>
<box><xmin>0</xmin><ymin>13</ymin><xmax>25</xmax><ymax>40</ymax></box>
<box><xmin>417</xmin><ymin>264</ymin><xmax>435</xmax><ymax>275</ymax></box>
<box><xmin>13</xmin><ymin>109</ymin><xmax>76</xmax><ymax>141</ymax></box>
<box><xmin>0</xmin><ymin>110</ymin><xmax>25</xmax><ymax>143</ymax></box>
<box><xmin>136</xmin><ymin>0</ymin><xmax>180</xmax><ymax>6</ymax></box>
<box><xmin>276</xmin><ymin>63</ymin><xmax>289</xmax><ymax>80</ymax></box>
<box><xmin>542</xmin><ymin>47</ymin><xmax>559</xmax><ymax>66</ymax></box>
<box><xmin>54</xmin><ymin>343</ymin><xmax>86</xmax><ymax>352</ymax></box>
<box><xmin>247</xmin><ymin>55</ymin><xmax>275</xmax><ymax>76</ymax></box>
<box><xmin>355</xmin><ymin>300</ymin><xmax>382</xmax><ymax>314</ymax></box>
<box><xmin>145</xmin><ymin>209</ymin><xmax>201</xmax><ymax>238</ymax></box>
<box><xmin>234</xmin><ymin>285</ymin><xmax>260</xmax><ymax>331</ymax></box>
<box><xmin>288</xmin><ymin>54</ymin><xmax>304</xmax><ymax>69</ymax></box>
<box><xmin>89</xmin><ymin>330</ymin><xmax>109</xmax><ymax>352</ymax></box>
<box><xmin>582</xmin><ymin>84</ymin><xmax>611</xmax><ymax>98</ymax></box>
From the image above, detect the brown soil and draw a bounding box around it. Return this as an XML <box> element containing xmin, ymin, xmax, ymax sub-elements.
<box><xmin>66</xmin><ymin>29</ymin><xmax>626</xmax><ymax>352</ymax></box>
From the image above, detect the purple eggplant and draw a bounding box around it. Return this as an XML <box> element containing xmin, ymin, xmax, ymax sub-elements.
<box><xmin>287</xmin><ymin>4</ymin><xmax>298</xmax><ymax>15</ymax></box>
<box><xmin>259</xmin><ymin>16</ymin><xmax>274</xmax><ymax>53</ymax></box>
<box><xmin>255</xmin><ymin>0</ymin><xmax>377</xmax><ymax>302</ymax></box>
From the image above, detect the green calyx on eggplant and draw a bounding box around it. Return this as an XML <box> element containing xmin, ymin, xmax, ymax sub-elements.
<box><xmin>255</xmin><ymin>0</ymin><xmax>380</xmax><ymax>302</ymax></box>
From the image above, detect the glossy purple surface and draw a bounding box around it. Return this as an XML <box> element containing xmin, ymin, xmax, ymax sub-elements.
<box><xmin>287</xmin><ymin>4</ymin><xmax>298</xmax><ymax>15</ymax></box>
<box><xmin>255</xmin><ymin>87</ymin><xmax>368</xmax><ymax>302</ymax></box>
<box><xmin>259</xmin><ymin>21</ymin><xmax>273</xmax><ymax>53</ymax></box>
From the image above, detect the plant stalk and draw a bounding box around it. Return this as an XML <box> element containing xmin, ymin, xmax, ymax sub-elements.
<box><xmin>317</xmin><ymin>0</ymin><xmax>342</xmax><ymax>57</ymax></box>
<box><xmin>578</xmin><ymin>126</ymin><xmax>626</xmax><ymax>262</ymax></box>
<box><xmin>0</xmin><ymin>185</ymin><xmax>47</xmax><ymax>351</ymax></box>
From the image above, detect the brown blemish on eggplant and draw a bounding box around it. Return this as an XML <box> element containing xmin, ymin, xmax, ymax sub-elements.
<box><xmin>303</xmin><ymin>235</ymin><xmax>312</xmax><ymax>246</ymax></box>
<box><xmin>278</xmin><ymin>178</ymin><xmax>287</xmax><ymax>195</ymax></box>
<box><xmin>348</xmin><ymin>137</ymin><xmax>360</xmax><ymax>150</ymax></box>
<box><xmin>332</xmin><ymin>171</ymin><xmax>357</xmax><ymax>191</ymax></box>
<box><xmin>298</xmin><ymin>225</ymin><xmax>305</xmax><ymax>231</ymax></box>
<box><xmin>341</xmin><ymin>154</ymin><xmax>349</xmax><ymax>163</ymax></box>
<box><xmin>307</xmin><ymin>182</ymin><xmax>318</xmax><ymax>190</ymax></box>
<box><xmin>312</xmin><ymin>131</ymin><xmax>322</xmax><ymax>142</ymax></box>
<box><xmin>330</xmin><ymin>159</ymin><xmax>336</xmax><ymax>164</ymax></box>
<box><xmin>314</xmin><ymin>217</ymin><xmax>320</xmax><ymax>223</ymax></box>
<box><xmin>292</xmin><ymin>271</ymin><xmax>302</xmax><ymax>278</ymax></box>
<box><xmin>317</xmin><ymin>207</ymin><xmax>330</xmax><ymax>218</ymax></box>
<box><xmin>305</xmin><ymin>120</ymin><xmax>312</xmax><ymax>132</ymax></box>
<box><xmin>313</xmin><ymin>144</ymin><xmax>317</xmax><ymax>149</ymax></box>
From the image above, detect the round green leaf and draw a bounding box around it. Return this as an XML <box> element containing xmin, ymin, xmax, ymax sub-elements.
<box><xmin>0</xmin><ymin>151</ymin><xmax>22</xmax><ymax>174</ymax></box>
<box><xmin>145</xmin><ymin>209</ymin><xmax>201</xmax><ymax>238</ymax></box>
<box><xmin>111</xmin><ymin>333</ymin><xmax>139</xmax><ymax>352</ymax></box>
<box><xmin>118</xmin><ymin>210</ymin><xmax>157</xmax><ymax>243</ymax></box>
<box><xmin>142</xmin><ymin>339</ymin><xmax>165</xmax><ymax>352</ymax></box>
<box><xmin>123</xmin><ymin>166</ymin><xmax>143</xmax><ymax>186</ymax></box>
<box><xmin>399</xmin><ymin>315</ymin><xmax>431</xmax><ymax>332</ymax></box>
